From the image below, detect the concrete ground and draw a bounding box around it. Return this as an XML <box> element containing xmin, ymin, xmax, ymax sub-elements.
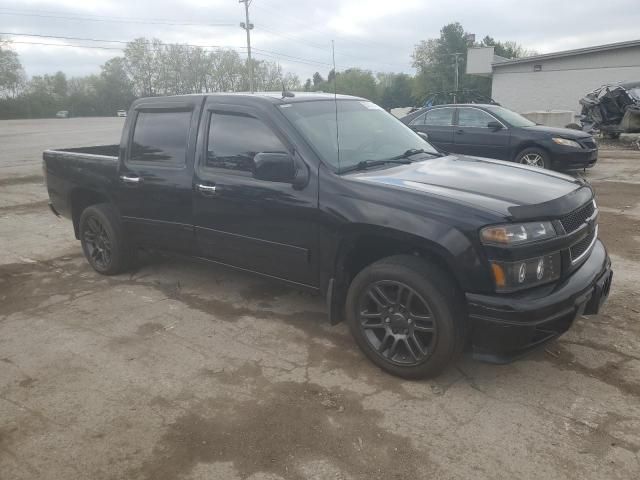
<box><xmin>1</xmin><ymin>118</ymin><xmax>639</xmax><ymax>480</ymax></box>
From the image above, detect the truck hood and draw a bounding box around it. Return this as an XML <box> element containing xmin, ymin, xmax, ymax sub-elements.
<box><xmin>522</xmin><ymin>125</ymin><xmax>592</xmax><ymax>139</ymax></box>
<box><xmin>348</xmin><ymin>154</ymin><xmax>590</xmax><ymax>219</ymax></box>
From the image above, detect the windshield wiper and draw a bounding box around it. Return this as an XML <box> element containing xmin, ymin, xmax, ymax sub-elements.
<box><xmin>338</xmin><ymin>149</ymin><xmax>443</xmax><ymax>174</ymax></box>
<box><xmin>390</xmin><ymin>148</ymin><xmax>443</xmax><ymax>160</ymax></box>
<box><xmin>389</xmin><ymin>148</ymin><xmax>427</xmax><ymax>160</ymax></box>
<box><xmin>339</xmin><ymin>158</ymin><xmax>413</xmax><ymax>174</ymax></box>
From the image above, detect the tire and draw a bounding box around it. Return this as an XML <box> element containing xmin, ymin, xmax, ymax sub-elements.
<box><xmin>345</xmin><ymin>255</ymin><xmax>466</xmax><ymax>379</ymax></box>
<box><xmin>516</xmin><ymin>147</ymin><xmax>550</xmax><ymax>169</ymax></box>
<box><xmin>79</xmin><ymin>203</ymin><xmax>131</xmax><ymax>275</ymax></box>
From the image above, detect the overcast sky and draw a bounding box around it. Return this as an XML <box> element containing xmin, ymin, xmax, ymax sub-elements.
<box><xmin>1</xmin><ymin>0</ymin><xmax>639</xmax><ymax>80</ymax></box>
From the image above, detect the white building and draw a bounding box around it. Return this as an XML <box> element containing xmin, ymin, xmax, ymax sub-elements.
<box><xmin>467</xmin><ymin>40</ymin><xmax>640</xmax><ymax>118</ymax></box>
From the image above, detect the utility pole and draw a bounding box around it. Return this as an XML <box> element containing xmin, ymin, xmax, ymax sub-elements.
<box><xmin>239</xmin><ymin>0</ymin><xmax>254</xmax><ymax>93</ymax></box>
<box><xmin>444</xmin><ymin>52</ymin><xmax>464</xmax><ymax>103</ymax></box>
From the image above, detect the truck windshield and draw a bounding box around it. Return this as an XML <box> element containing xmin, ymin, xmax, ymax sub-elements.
<box><xmin>279</xmin><ymin>100</ymin><xmax>438</xmax><ymax>172</ymax></box>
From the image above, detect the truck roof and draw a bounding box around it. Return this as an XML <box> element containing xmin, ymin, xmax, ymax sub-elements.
<box><xmin>133</xmin><ymin>92</ymin><xmax>367</xmax><ymax>106</ymax></box>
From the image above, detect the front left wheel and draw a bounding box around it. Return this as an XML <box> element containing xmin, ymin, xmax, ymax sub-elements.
<box><xmin>346</xmin><ymin>255</ymin><xmax>466</xmax><ymax>379</ymax></box>
<box><xmin>79</xmin><ymin>203</ymin><xmax>131</xmax><ymax>275</ymax></box>
<box><xmin>516</xmin><ymin>147</ymin><xmax>550</xmax><ymax>169</ymax></box>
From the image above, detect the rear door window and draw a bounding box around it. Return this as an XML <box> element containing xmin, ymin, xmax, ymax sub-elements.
<box><xmin>129</xmin><ymin>110</ymin><xmax>192</xmax><ymax>167</ymax></box>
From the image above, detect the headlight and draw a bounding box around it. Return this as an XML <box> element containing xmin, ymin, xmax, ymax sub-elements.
<box><xmin>480</xmin><ymin>221</ymin><xmax>556</xmax><ymax>246</ymax></box>
<box><xmin>490</xmin><ymin>252</ymin><xmax>561</xmax><ymax>292</ymax></box>
<box><xmin>552</xmin><ymin>137</ymin><xmax>582</xmax><ymax>148</ymax></box>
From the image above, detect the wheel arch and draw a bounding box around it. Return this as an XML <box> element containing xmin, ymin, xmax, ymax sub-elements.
<box><xmin>327</xmin><ymin>224</ymin><xmax>464</xmax><ymax>325</ymax></box>
<box><xmin>69</xmin><ymin>188</ymin><xmax>112</xmax><ymax>239</ymax></box>
<box><xmin>512</xmin><ymin>141</ymin><xmax>551</xmax><ymax>162</ymax></box>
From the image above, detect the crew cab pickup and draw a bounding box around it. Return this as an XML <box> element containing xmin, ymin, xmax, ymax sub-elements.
<box><xmin>43</xmin><ymin>93</ymin><xmax>613</xmax><ymax>378</ymax></box>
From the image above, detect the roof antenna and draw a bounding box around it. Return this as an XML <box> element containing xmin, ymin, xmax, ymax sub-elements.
<box><xmin>332</xmin><ymin>40</ymin><xmax>340</xmax><ymax>170</ymax></box>
<box><xmin>281</xmin><ymin>80</ymin><xmax>295</xmax><ymax>99</ymax></box>
<box><xmin>279</xmin><ymin>61</ymin><xmax>295</xmax><ymax>98</ymax></box>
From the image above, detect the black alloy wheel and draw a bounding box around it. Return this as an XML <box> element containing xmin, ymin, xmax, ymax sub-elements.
<box><xmin>358</xmin><ymin>280</ymin><xmax>437</xmax><ymax>366</ymax></box>
<box><xmin>82</xmin><ymin>215</ymin><xmax>112</xmax><ymax>270</ymax></box>
<box><xmin>346</xmin><ymin>255</ymin><xmax>465</xmax><ymax>378</ymax></box>
<box><xmin>79</xmin><ymin>203</ymin><xmax>131</xmax><ymax>275</ymax></box>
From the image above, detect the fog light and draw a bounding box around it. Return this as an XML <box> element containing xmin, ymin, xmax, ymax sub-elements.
<box><xmin>490</xmin><ymin>252</ymin><xmax>561</xmax><ymax>292</ymax></box>
<box><xmin>518</xmin><ymin>263</ymin><xmax>527</xmax><ymax>283</ymax></box>
<box><xmin>536</xmin><ymin>258</ymin><xmax>545</xmax><ymax>280</ymax></box>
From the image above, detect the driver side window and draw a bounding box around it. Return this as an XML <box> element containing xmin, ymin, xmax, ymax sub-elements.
<box><xmin>206</xmin><ymin>112</ymin><xmax>288</xmax><ymax>175</ymax></box>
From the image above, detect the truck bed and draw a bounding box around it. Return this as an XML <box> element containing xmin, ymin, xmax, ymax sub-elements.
<box><xmin>49</xmin><ymin>144</ymin><xmax>120</xmax><ymax>158</ymax></box>
<box><xmin>43</xmin><ymin>145</ymin><xmax>120</xmax><ymax>222</ymax></box>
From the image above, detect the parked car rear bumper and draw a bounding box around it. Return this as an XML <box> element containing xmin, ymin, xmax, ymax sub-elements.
<box><xmin>465</xmin><ymin>240</ymin><xmax>611</xmax><ymax>363</ymax></box>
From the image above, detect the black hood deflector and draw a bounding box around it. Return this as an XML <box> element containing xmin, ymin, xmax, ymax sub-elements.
<box><xmin>508</xmin><ymin>184</ymin><xmax>593</xmax><ymax>221</ymax></box>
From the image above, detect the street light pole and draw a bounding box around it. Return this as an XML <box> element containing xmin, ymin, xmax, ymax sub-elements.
<box><xmin>239</xmin><ymin>0</ymin><xmax>254</xmax><ymax>93</ymax></box>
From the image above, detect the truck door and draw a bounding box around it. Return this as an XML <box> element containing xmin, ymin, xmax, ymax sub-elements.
<box><xmin>192</xmin><ymin>102</ymin><xmax>319</xmax><ymax>287</ymax></box>
<box><xmin>453</xmin><ymin>107</ymin><xmax>510</xmax><ymax>159</ymax></box>
<box><xmin>114</xmin><ymin>97</ymin><xmax>203</xmax><ymax>253</ymax></box>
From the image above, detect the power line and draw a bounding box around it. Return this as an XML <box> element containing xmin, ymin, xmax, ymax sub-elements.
<box><xmin>0</xmin><ymin>8</ymin><xmax>235</xmax><ymax>27</ymax></box>
<box><xmin>0</xmin><ymin>31</ymin><xmax>243</xmax><ymax>50</ymax></box>
<box><xmin>255</xmin><ymin>26</ymin><xmax>408</xmax><ymax>71</ymax></box>
<box><xmin>252</xmin><ymin>2</ymin><xmax>399</xmax><ymax>51</ymax></box>
<box><xmin>6</xmin><ymin>39</ymin><xmax>336</xmax><ymax>69</ymax></box>
<box><xmin>2</xmin><ymin>32</ymin><xmax>337</xmax><ymax>67</ymax></box>
<box><xmin>0</xmin><ymin>6</ymin><xmax>409</xmax><ymax>71</ymax></box>
<box><xmin>8</xmin><ymin>40</ymin><xmax>123</xmax><ymax>51</ymax></box>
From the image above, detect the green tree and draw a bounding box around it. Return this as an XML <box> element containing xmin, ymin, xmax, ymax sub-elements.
<box><xmin>313</xmin><ymin>68</ymin><xmax>378</xmax><ymax>102</ymax></box>
<box><xmin>376</xmin><ymin>73</ymin><xmax>414</xmax><ymax>110</ymax></box>
<box><xmin>95</xmin><ymin>57</ymin><xmax>135</xmax><ymax>114</ymax></box>
<box><xmin>303</xmin><ymin>78</ymin><xmax>312</xmax><ymax>91</ymax></box>
<box><xmin>0</xmin><ymin>37</ymin><xmax>26</xmax><ymax>98</ymax></box>
<box><xmin>312</xmin><ymin>72</ymin><xmax>324</xmax><ymax>87</ymax></box>
<box><xmin>480</xmin><ymin>36</ymin><xmax>536</xmax><ymax>59</ymax></box>
<box><xmin>412</xmin><ymin>23</ymin><xmax>481</xmax><ymax>102</ymax></box>
<box><xmin>123</xmin><ymin>38</ymin><xmax>163</xmax><ymax>96</ymax></box>
<box><xmin>412</xmin><ymin>23</ymin><xmax>532</xmax><ymax>105</ymax></box>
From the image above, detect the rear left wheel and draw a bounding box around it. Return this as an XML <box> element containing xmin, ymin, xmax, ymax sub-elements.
<box><xmin>79</xmin><ymin>203</ymin><xmax>131</xmax><ymax>275</ymax></box>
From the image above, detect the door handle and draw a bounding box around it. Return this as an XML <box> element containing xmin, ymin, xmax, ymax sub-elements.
<box><xmin>120</xmin><ymin>174</ymin><xmax>142</xmax><ymax>184</ymax></box>
<box><xmin>456</xmin><ymin>129</ymin><xmax>465</xmax><ymax>135</ymax></box>
<box><xmin>196</xmin><ymin>183</ymin><xmax>217</xmax><ymax>196</ymax></box>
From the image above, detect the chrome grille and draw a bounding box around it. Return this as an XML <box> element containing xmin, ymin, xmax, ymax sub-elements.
<box><xmin>561</xmin><ymin>201</ymin><xmax>595</xmax><ymax>234</ymax></box>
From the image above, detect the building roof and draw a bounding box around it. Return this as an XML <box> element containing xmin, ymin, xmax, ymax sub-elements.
<box><xmin>492</xmin><ymin>39</ymin><xmax>640</xmax><ymax>67</ymax></box>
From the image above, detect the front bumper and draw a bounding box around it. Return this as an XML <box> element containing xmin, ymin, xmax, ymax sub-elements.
<box><xmin>552</xmin><ymin>148</ymin><xmax>598</xmax><ymax>170</ymax></box>
<box><xmin>466</xmin><ymin>240</ymin><xmax>612</xmax><ymax>363</ymax></box>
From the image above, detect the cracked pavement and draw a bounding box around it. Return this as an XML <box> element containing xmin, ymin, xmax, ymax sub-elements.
<box><xmin>1</xmin><ymin>118</ymin><xmax>639</xmax><ymax>479</ymax></box>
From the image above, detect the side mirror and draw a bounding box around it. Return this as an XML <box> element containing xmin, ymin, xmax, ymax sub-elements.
<box><xmin>487</xmin><ymin>120</ymin><xmax>503</xmax><ymax>130</ymax></box>
<box><xmin>417</xmin><ymin>131</ymin><xmax>429</xmax><ymax>141</ymax></box>
<box><xmin>254</xmin><ymin>152</ymin><xmax>295</xmax><ymax>183</ymax></box>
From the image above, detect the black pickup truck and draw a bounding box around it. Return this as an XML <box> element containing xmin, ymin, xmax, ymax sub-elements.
<box><xmin>43</xmin><ymin>93</ymin><xmax>613</xmax><ymax>378</ymax></box>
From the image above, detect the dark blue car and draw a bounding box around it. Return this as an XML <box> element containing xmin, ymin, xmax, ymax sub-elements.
<box><xmin>401</xmin><ymin>104</ymin><xmax>598</xmax><ymax>170</ymax></box>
